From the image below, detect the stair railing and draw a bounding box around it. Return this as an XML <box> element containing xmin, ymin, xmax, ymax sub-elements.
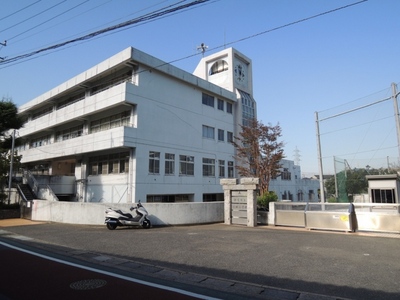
<box><xmin>16</xmin><ymin>184</ymin><xmax>29</xmax><ymax>202</ymax></box>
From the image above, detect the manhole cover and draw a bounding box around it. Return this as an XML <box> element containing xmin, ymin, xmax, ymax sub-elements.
<box><xmin>70</xmin><ymin>279</ymin><xmax>107</xmax><ymax>290</ymax></box>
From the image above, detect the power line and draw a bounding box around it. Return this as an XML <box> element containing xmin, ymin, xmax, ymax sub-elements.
<box><xmin>0</xmin><ymin>0</ymin><xmax>367</xmax><ymax>69</ymax></box>
<box><xmin>7</xmin><ymin>0</ymin><xmax>90</xmax><ymax>42</ymax></box>
<box><xmin>222</xmin><ymin>0</ymin><xmax>369</xmax><ymax>50</ymax></box>
<box><xmin>10</xmin><ymin>0</ymin><xmax>112</xmax><ymax>49</ymax></box>
<box><xmin>0</xmin><ymin>1</ymin><xmax>67</xmax><ymax>34</ymax></box>
<box><xmin>0</xmin><ymin>0</ymin><xmax>209</xmax><ymax>66</ymax></box>
<box><xmin>10</xmin><ymin>0</ymin><xmax>170</xmax><ymax>51</ymax></box>
<box><xmin>0</xmin><ymin>0</ymin><xmax>42</xmax><ymax>22</ymax></box>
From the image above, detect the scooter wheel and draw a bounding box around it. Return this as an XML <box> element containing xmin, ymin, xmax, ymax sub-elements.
<box><xmin>142</xmin><ymin>219</ymin><xmax>151</xmax><ymax>229</ymax></box>
<box><xmin>106</xmin><ymin>223</ymin><xmax>117</xmax><ymax>230</ymax></box>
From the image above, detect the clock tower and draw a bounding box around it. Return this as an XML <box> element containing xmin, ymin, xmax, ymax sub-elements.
<box><xmin>193</xmin><ymin>47</ymin><xmax>253</xmax><ymax>95</ymax></box>
<box><xmin>193</xmin><ymin>47</ymin><xmax>257</xmax><ymax>128</ymax></box>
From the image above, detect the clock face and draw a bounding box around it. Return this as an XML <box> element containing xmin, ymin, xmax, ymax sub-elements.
<box><xmin>234</xmin><ymin>63</ymin><xmax>246</xmax><ymax>83</ymax></box>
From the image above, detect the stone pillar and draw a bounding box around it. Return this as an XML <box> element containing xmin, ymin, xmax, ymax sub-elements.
<box><xmin>220</xmin><ymin>178</ymin><xmax>259</xmax><ymax>227</ymax></box>
<box><xmin>220</xmin><ymin>178</ymin><xmax>236</xmax><ymax>225</ymax></box>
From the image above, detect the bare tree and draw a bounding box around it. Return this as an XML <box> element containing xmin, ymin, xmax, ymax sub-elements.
<box><xmin>233</xmin><ymin>118</ymin><xmax>284</xmax><ymax>195</ymax></box>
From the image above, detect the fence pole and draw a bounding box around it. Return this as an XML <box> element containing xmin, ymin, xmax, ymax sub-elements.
<box><xmin>315</xmin><ymin>112</ymin><xmax>325</xmax><ymax>203</ymax></box>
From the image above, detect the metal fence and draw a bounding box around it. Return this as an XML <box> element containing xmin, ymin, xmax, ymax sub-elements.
<box><xmin>271</xmin><ymin>202</ymin><xmax>400</xmax><ymax>233</ymax></box>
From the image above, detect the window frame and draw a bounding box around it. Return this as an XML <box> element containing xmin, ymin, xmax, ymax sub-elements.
<box><xmin>179</xmin><ymin>155</ymin><xmax>194</xmax><ymax>176</ymax></box>
<box><xmin>149</xmin><ymin>151</ymin><xmax>161</xmax><ymax>174</ymax></box>
<box><xmin>165</xmin><ymin>153</ymin><xmax>175</xmax><ymax>175</ymax></box>
<box><xmin>202</xmin><ymin>125</ymin><xmax>215</xmax><ymax>139</ymax></box>
<box><xmin>202</xmin><ymin>93</ymin><xmax>214</xmax><ymax>107</ymax></box>
<box><xmin>202</xmin><ymin>158</ymin><xmax>215</xmax><ymax>177</ymax></box>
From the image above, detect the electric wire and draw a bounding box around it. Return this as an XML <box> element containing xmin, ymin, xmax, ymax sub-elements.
<box><xmin>7</xmin><ymin>1</ymin><xmax>90</xmax><ymax>42</ymax></box>
<box><xmin>0</xmin><ymin>0</ymin><xmax>366</xmax><ymax>68</ymax></box>
<box><xmin>0</xmin><ymin>1</ymin><xmax>67</xmax><ymax>34</ymax></box>
<box><xmin>0</xmin><ymin>0</ymin><xmax>42</xmax><ymax>22</ymax></box>
<box><xmin>10</xmin><ymin>0</ymin><xmax>175</xmax><ymax>49</ymax></box>
<box><xmin>0</xmin><ymin>0</ymin><xmax>209</xmax><ymax>66</ymax></box>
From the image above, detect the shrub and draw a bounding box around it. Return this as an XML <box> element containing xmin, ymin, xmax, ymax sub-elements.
<box><xmin>257</xmin><ymin>191</ymin><xmax>278</xmax><ymax>211</ymax></box>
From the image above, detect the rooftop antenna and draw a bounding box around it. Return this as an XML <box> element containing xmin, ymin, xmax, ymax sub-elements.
<box><xmin>197</xmin><ymin>43</ymin><xmax>208</xmax><ymax>57</ymax></box>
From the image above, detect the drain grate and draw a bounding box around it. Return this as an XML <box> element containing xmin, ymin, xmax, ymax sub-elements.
<box><xmin>70</xmin><ymin>279</ymin><xmax>107</xmax><ymax>290</ymax></box>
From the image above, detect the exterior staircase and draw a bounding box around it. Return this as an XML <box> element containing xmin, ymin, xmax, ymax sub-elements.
<box><xmin>17</xmin><ymin>184</ymin><xmax>36</xmax><ymax>201</ymax></box>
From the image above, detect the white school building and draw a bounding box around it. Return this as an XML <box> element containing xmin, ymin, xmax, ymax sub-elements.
<box><xmin>17</xmin><ymin>46</ymin><xmax>319</xmax><ymax>204</ymax></box>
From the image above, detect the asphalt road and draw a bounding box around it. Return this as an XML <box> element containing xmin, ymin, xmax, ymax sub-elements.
<box><xmin>1</xmin><ymin>220</ymin><xmax>399</xmax><ymax>300</ymax></box>
<box><xmin>0</xmin><ymin>242</ymin><xmax>205</xmax><ymax>300</ymax></box>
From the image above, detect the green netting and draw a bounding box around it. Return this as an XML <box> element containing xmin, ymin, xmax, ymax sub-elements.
<box><xmin>334</xmin><ymin>157</ymin><xmax>349</xmax><ymax>202</ymax></box>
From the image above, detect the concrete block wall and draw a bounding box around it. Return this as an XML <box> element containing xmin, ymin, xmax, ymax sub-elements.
<box><xmin>29</xmin><ymin>200</ymin><xmax>224</xmax><ymax>226</ymax></box>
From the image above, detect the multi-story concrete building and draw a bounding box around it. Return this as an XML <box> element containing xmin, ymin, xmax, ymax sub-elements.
<box><xmin>17</xmin><ymin>46</ymin><xmax>318</xmax><ymax>204</ymax></box>
<box><xmin>269</xmin><ymin>159</ymin><xmax>319</xmax><ymax>202</ymax></box>
<box><xmin>17</xmin><ymin>47</ymin><xmax>257</xmax><ymax>203</ymax></box>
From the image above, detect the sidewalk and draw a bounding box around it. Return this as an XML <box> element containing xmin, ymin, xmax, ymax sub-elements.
<box><xmin>0</xmin><ymin>218</ymin><xmax>46</xmax><ymax>227</ymax></box>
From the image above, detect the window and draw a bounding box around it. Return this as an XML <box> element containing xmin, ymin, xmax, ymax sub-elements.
<box><xmin>218</xmin><ymin>129</ymin><xmax>224</xmax><ymax>141</ymax></box>
<box><xmin>99</xmin><ymin>155</ymin><xmax>108</xmax><ymax>174</ymax></box>
<box><xmin>281</xmin><ymin>168</ymin><xmax>291</xmax><ymax>180</ymax></box>
<box><xmin>180</xmin><ymin>155</ymin><xmax>194</xmax><ymax>176</ymax></box>
<box><xmin>165</xmin><ymin>153</ymin><xmax>175</xmax><ymax>175</ymax></box>
<box><xmin>202</xmin><ymin>93</ymin><xmax>214</xmax><ymax>107</ymax></box>
<box><xmin>90</xmin><ymin>120</ymin><xmax>101</xmax><ymax>133</ymax></box>
<box><xmin>30</xmin><ymin>135</ymin><xmax>51</xmax><ymax>148</ymax></box>
<box><xmin>32</xmin><ymin>106</ymin><xmax>53</xmax><ymax>120</ymax></box>
<box><xmin>149</xmin><ymin>151</ymin><xmax>160</xmax><ymax>174</ymax></box>
<box><xmin>371</xmin><ymin>189</ymin><xmax>395</xmax><ymax>203</ymax></box>
<box><xmin>56</xmin><ymin>125</ymin><xmax>83</xmax><ymax>142</ymax></box>
<box><xmin>238</xmin><ymin>90</ymin><xmax>255</xmax><ymax>126</ymax></box>
<box><xmin>209</xmin><ymin>60</ymin><xmax>228</xmax><ymax>75</ymax></box>
<box><xmin>147</xmin><ymin>194</ymin><xmax>191</xmax><ymax>203</ymax></box>
<box><xmin>228</xmin><ymin>161</ymin><xmax>234</xmax><ymax>178</ymax></box>
<box><xmin>203</xmin><ymin>158</ymin><xmax>215</xmax><ymax>177</ymax></box>
<box><xmin>227</xmin><ymin>131</ymin><xmax>233</xmax><ymax>143</ymax></box>
<box><xmin>108</xmin><ymin>153</ymin><xmax>120</xmax><ymax>174</ymax></box>
<box><xmin>90</xmin><ymin>70</ymin><xmax>133</xmax><ymax>96</ymax></box>
<box><xmin>217</xmin><ymin>99</ymin><xmax>224</xmax><ymax>111</ymax></box>
<box><xmin>203</xmin><ymin>194</ymin><xmax>224</xmax><ymax>202</ymax></box>
<box><xmin>308</xmin><ymin>190</ymin><xmax>315</xmax><ymax>202</ymax></box>
<box><xmin>227</xmin><ymin>102</ymin><xmax>233</xmax><ymax>114</ymax></box>
<box><xmin>219</xmin><ymin>160</ymin><xmax>225</xmax><ymax>177</ymax></box>
<box><xmin>90</xmin><ymin>111</ymin><xmax>130</xmax><ymax>133</ymax></box>
<box><xmin>56</xmin><ymin>92</ymin><xmax>85</xmax><ymax>110</ymax></box>
<box><xmin>202</xmin><ymin>125</ymin><xmax>215</xmax><ymax>139</ymax></box>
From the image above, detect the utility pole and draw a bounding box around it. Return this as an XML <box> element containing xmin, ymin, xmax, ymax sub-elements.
<box><xmin>391</xmin><ymin>83</ymin><xmax>400</xmax><ymax>162</ymax></box>
<box><xmin>7</xmin><ymin>129</ymin><xmax>15</xmax><ymax>205</ymax></box>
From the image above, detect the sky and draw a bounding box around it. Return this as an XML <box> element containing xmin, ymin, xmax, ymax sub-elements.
<box><xmin>1</xmin><ymin>0</ymin><xmax>399</xmax><ymax>177</ymax></box>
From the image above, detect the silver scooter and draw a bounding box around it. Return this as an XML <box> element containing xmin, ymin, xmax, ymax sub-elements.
<box><xmin>105</xmin><ymin>200</ymin><xmax>151</xmax><ymax>230</ymax></box>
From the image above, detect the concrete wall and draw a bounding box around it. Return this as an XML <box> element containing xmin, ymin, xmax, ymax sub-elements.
<box><xmin>29</xmin><ymin>200</ymin><xmax>224</xmax><ymax>226</ymax></box>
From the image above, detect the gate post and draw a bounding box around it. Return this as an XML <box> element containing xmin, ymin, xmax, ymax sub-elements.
<box><xmin>220</xmin><ymin>178</ymin><xmax>259</xmax><ymax>227</ymax></box>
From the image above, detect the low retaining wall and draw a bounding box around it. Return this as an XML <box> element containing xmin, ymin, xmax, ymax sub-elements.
<box><xmin>0</xmin><ymin>209</ymin><xmax>20</xmax><ymax>219</ymax></box>
<box><xmin>26</xmin><ymin>200</ymin><xmax>224</xmax><ymax>226</ymax></box>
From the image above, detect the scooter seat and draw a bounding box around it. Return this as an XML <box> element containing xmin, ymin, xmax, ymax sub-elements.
<box><xmin>114</xmin><ymin>210</ymin><xmax>133</xmax><ymax>218</ymax></box>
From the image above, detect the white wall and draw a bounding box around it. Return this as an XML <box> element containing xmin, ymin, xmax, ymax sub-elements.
<box><xmin>29</xmin><ymin>200</ymin><xmax>224</xmax><ymax>226</ymax></box>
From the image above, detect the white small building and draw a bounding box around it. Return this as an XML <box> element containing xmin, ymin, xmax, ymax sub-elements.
<box><xmin>269</xmin><ymin>159</ymin><xmax>320</xmax><ymax>202</ymax></box>
<box><xmin>17</xmin><ymin>47</ymin><xmax>256</xmax><ymax>203</ymax></box>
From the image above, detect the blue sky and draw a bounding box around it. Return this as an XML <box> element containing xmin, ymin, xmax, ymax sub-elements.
<box><xmin>1</xmin><ymin>0</ymin><xmax>399</xmax><ymax>176</ymax></box>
